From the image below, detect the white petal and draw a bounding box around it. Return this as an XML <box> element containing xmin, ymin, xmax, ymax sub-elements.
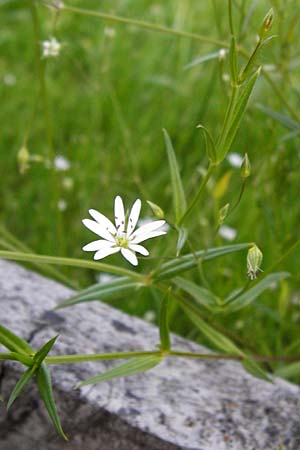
<box><xmin>89</xmin><ymin>209</ymin><xmax>116</xmax><ymax>234</ymax></box>
<box><xmin>82</xmin><ymin>240</ymin><xmax>114</xmax><ymax>252</ymax></box>
<box><xmin>94</xmin><ymin>246</ymin><xmax>120</xmax><ymax>260</ymax></box>
<box><xmin>127</xmin><ymin>199</ymin><xmax>141</xmax><ymax>236</ymax></box>
<box><xmin>131</xmin><ymin>220</ymin><xmax>165</xmax><ymax>239</ymax></box>
<box><xmin>82</xmin><ymin>219</ymin><xmax>115</xmax><ymax>242</ymax></box>
<box><xmin>121</xmin><ymin>248</ymin><xmax>138</xmax><ymax>266</ymax></box>
<box><xmin>129</xmin><ymin>244</ymin><xmax>149</xmax><ymax>256</ymax></box>
<box><xmin>131</xmin><ymin>230</ymin><xmax>166</xmax><ymax>244</ymax></box>
<box><xmin>114</xmin><ymin>196</ymin><xmax>125</xmax><ymax>233</ymax></box>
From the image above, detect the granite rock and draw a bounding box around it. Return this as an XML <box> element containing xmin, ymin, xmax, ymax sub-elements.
<box><xmin>0</xmin><ymin>260</ymin><xmax>300</xmax><ymax>450</ymax></box>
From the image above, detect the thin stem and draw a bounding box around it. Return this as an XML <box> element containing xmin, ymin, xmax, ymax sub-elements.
<box><xmin>46</xmin><ymin>350</ymin><xmax>160</xmax><ymax>364</ymax></box>
<box><xmin>228</xmin><ymin>0</ymin><xmax>234</xmax><ymax>35</ymax></box>
<box><xmin>55</xmin><ymin>3</ymin><xmax>226</xmax><ymax>47</ymax></box>
<box><xmin>0</xmin><ymin>250</ymin><xmax>143</xmax><ymax>281</ymax></box>
<box><xmin>179</xmin><ymin>162</ymin><xmax>216</xmax><ymax>225</ymax></box>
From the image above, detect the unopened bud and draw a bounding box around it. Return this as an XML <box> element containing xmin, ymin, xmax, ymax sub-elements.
<box><xmin>218</xmin><ymin>203</ymin><xmax>230</xmax><ymax>225</ymax></box>
<box><xmin>247</xmin><ymin>244</ymin><xmax>263</xmax><ymax>280</ymax></box>
<box><xmin>17</xmin><ymin>145</ymin><xmax>30</xmax><ymax>174</ymax></box>
<box><xmin>241</xmin><ymin>153</ymin><xmax>251</xmax><ymax>178</ymax></box>
<box><xmin>146</xmin><ymin>200</ymin><xmax>164</xmax><ymax>219</ymax></box>
<box><xmin>259</xmin><ymin>8</ymin><xmax>274</xmax><ymax>39</ymax></box>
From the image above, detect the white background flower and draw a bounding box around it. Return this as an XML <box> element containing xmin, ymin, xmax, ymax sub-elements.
<box><xmin>82</xmin><ymin>196</ymin><xmax>166</xmax><ymax>266</ymax></box>
<box><xmin>42</xmin><ymin>37</ymin><xmax>61</xmax><ymax>58</ymax></box>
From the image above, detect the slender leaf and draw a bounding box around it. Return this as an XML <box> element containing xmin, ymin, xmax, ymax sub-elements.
<box><xmin>183</xmin><ymin>50</ymin><xmax>222</xmax><ymax>70</ymax></box>
<box><xmin>175</xmin><ymin>294</ymin><xmax>243</xmax><ymax>356</ymax></box>
<box><xmin>256</xmin><ymin>104</ymin><xmax>299</xmax><ymax>130</ymax></box>
<box><xmin>56</xmin><ymin>277</ymin><xmax>141</xmax><ymax>309</ymax></box>
<box><xmin>243</xmin><ymin>356</ymin><xmax>271</xmax><ymax>382</ymax></box>
<box><xmin>197</xmin><ymin>124</ymin><xmax>217</xmax><ymax>163</ymax></box>
<box><xmin>176</xmin><ymin>227</ymin><xmax>188</xmax><ymax>257</ymax></box>
<box><xmin>217</xmin><ymin>68</ymin><xmax>260</xmax><ymax>162</ymax></box>
<box><xmin>226</xmin><ymin>272</ymin><xmax>290</xmax><ymax>312</ymax></box>
<box><xmin>185</xmin><ymin>309</ymin><xmax>243</xmax><ymax>355</ymax></box>
<box><xmin>37</xmin><ymin>363</ymin><xmax>67</xmax><ymax>440</ymax></box>
<box><xmin>34</xmin><ymin>336</ymin><xmax>58</xmax><ymax>366</ymax></box>
<box><xmin>275</xmin><ymin>362</ymin><xmax>300</xmax><ymax>380</ymax></box>
<box><xmin>159</xmin><ymin>292</ymin><xmax>171</xmax><ymax>351</ymax></box>
<box><xmin>0</xmin><ymin>324</ymin><xmax>33</xmax><ymax>355</ymax></box>
<box><xmin>7</xmin><ymin>367</ymin><xmax>34</xmax><ymax>410</ymax></box>
<box><xmin>156</xmin><ymin>243</ymin><xmax>250</xmax><ymax>280</ymax></box>
<box><xmin>78</xmin><ymin>355</ymin><xmax>162</xmax><ymax>387</ymax></box>
<box><xmin>163</xmin><ymin>129</ymin><xmax>187</xmax><ymax>223</ymax></box>
<box><xmin>174</xmin><ymin>277</ymin><xmax>219</xmax><ymax>312</ymax></box>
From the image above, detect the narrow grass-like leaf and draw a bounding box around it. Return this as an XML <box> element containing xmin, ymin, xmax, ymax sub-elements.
<box><xmin>174</xmin><ymin>277</ymin><xmax>219</xmax><ymax>312</ymax></box>
<box><xmin>184</xmin><ymin>309</ymin><xmax>243</xmax><ymax>356</ymax></box>
<box><xmin>216</xmin><ymin>68</ymin><xmax>260</xmax><ymax>162</ymax></box>
<box><xmin>197</xmin><ymin>124</ymin><xmax>217</xmax><ymax>163</ymax></box>
<box><xmin>0</xmin><ymin>324</ymin><xmax>33</xmax><ymax>355</ymax></box>
<box><xmin>256</xmin><ymin>104</ymin><xmax>299</xmax><ymax>130</ymax></box>
<box><xmin>183</xmin><ymin>50</ymin><xmax>222</xmax><ymax>70</ymax></box>
<box><xmin>176</xmin><ymin>227</ymin><xmax>188</xmax><ymax>257</ymax></box>
<box><xmin>37</xmin><ymin>363</ymin><xmax>67</xmax><ymax>440</ymax></box>
<box><xmin>225</xmin><ymin>272</ymin><xmax>290</xmax><ymax>312</ymax></box>
<box><xmin>243</xmin><ymin>356</ymin><xmax>271</xmax><ymax>382</ymax></box>
<box><xmin>78</xmin><ymin>355</ymin><xmax>162</xmax><ymax>387</ymax></box>
<box><xmin>175</xmin><ymin>295</ymin><xmax>243</xmax><ymax>356</ymax></box>
<box><xmin>156</xmin><ymin>243</ymin><xmax>250</xmax><ymax>280</ymax></box>
<box><xmin>163</xmin><ymin>129</ymin><xmax>187</xmax><ymax>223</ymax></box>
<box><xmin>275</xmin><ymin>362</ymin><xmax>300</xmax><ymax>380</ymax></box>
<box><xmin>34</xmin><ymin>336</ymin><xmax>58</xmax><ymax>366</ymax></box>
<box><xmin>56</xmin><ymin>277</ymin><xmax>141</xmax><ymax>309</ymax></box>
<box><xmin>159</xmin><ymin>292</ymin><xmax>171</xmax><ymax>351</ymax></box>
<box><xmin>7</xmin><ymin>367</ymin><xmax>34</xmax><ymax>410</ymax></box>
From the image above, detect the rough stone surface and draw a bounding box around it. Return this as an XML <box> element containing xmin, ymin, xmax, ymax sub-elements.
<box><xmin>0</xmin><ymin>260</ymin><xmax>300</xmax><ymax>450</ymax></box>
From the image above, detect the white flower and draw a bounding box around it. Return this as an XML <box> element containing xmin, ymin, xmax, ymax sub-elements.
<box><xmin>42</xmin><ymin>37</ymin><xmax>61</xmax><ymax>58</ymax></box>
<box><xmin>218</xmin><ymin>225</ymin><xmax>237</xmax><ymax>241</ymax></box>
<box><xmin>82</xmin><ymin>196</ymin><xmax>167</xmax><ymax>266</ymax></box>
<box><xmin>54</xmin><ymin>155</ymin><xmax>70</xmax><ymax>171</ymax></box>
<box><xmin>227</xmin><ymin>152</ymin><xmax>243</xmax><ymax>168</ymax></box>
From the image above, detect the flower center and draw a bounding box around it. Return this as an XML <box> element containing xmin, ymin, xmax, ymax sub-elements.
<box><xmin>116</xmin><ymin>233</ymin><xmax>129</xmax><ymax>248</ymax></box>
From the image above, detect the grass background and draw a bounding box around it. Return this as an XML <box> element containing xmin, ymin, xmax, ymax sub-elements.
<box><xmin>1</xmin><ymin>0</ymin><xmax>300</xmax><ymax>377</ymax></box>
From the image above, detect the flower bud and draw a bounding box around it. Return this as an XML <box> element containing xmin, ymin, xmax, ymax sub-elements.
<box><xmin>146</xmin><ymin>200</ymin><xmax>164</xmax><ymax>219</ymax></box>
<box><xmin>17</xmin><ymin>145</ymin><xmax>30</xmax><ymax>174</ymax></box>
<box><xmin>259</xmin><ymin>8</ymin><xmax>274</xmax><ymax>40</ymax></box>
<box><xmin>241</xmin><ymin>153</ymin><xmax>251</xmax><ymax>178</ymax></box>
<box><xmin>247</xmin><ymin>244</ymin><xmax>263</xmax><ymax>280</ymax></box>
<box><xmin>218</xmin><ymin>203</ymin><xmax>230</xmax><ymax>225</ymax></box>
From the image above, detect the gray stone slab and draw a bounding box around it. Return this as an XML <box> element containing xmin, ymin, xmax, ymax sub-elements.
<box><xmin>0</xmin><ymin>260</ymin><xmax>300</xmax><ymax>450</ymax></box>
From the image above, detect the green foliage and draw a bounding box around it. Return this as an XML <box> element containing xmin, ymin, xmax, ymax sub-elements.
<box><xmin>77</xmin><ymin>355</ymin><xmax>162</xmax><ymax>387</ymax></box>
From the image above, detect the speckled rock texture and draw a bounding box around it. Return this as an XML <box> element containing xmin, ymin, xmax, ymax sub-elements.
<box><xmin>0</xmin><ymin>260</ymin><xmax>300</xmax><ymax>450</ymax></box>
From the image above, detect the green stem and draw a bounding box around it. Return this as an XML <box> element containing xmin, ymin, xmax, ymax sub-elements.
<box><xmin>0</xmin><ymin>225</ymin><xmax>77</xmax><ymax>289</ymax></box>
<box><xmin>179</xmin><ymin>162</ymin><xmax>216</xmax><ymax>225</ymax></box>
<box><xmin>0</xmin><ymin>250</ymin><xmax>143</xmax><ymax>281</ymax></box>
<box><xmin>45</xmin><ymin>350</ymin><xmax>160</xmax><ymax>364</ymax></box>
<box><xmin>228</xmin><ymin>0</ymin><xmax>234</xmax><ymax>35</ymax></box>
<box><xmin>56</xmin><ymin>3</ymin><xmax>226</xmax><ymax>47</ymax></box>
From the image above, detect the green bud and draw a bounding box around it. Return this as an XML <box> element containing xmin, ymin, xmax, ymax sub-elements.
<box><xmin>218</xmin><ymin>203</ymin><xmax>230</xmax><ymax>225</ymax></box>
<box><xmin>146</xmin><ymin>200</ymin><xmax>164</xmax><ymax>219</ymax></box>
<box><xmin>241</xmin><ymin>153</ymin><xmax>251</xmax><ymax>178</ymax></box>
<box><xmin>17</xmin><ymin>145</ymin><xmax>30</xmax><ymax>175</ymax></box>
<box><xmin>247</xmin><ymin>244</ymin><xmax>263</xmax><ymax>280</ymax></box>
<box><xmin>259</xmin><ymin>8</ymin><xmax>274</xmax><ymax>40</ymax></box>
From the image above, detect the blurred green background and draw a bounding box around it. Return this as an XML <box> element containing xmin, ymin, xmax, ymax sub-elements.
<box><xmin>1</xmin><ymin>0</ymin><xmax>300</xmax><ymax>377</ymax></box>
